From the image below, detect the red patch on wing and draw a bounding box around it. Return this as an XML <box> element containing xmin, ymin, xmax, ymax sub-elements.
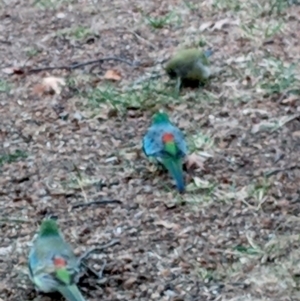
<box><xmin>53</xmin><ymin>257</ymin><xmax>67</xmax><ymax>268</ymax></box>
<box><xmin>162</xmin><ymin>133</ymin><xmax>174</xmax><ymax>143</ymax></box>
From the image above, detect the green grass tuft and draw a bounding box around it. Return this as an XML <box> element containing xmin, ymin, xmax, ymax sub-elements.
<box><xmin>0</xmin><ymin>150</ymin><xmax>28</xmax><ymax>167</ymax></box>
<box><xmin>57</xmin><ymin>25</ymin><xmax>94</xmax><ymax>40</ymax></box>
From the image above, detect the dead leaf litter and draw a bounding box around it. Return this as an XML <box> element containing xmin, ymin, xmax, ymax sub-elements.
<box><xmin>1</xmin><ymin>1</ymin><xmax>300</xmax><ymax>301</ymax></box>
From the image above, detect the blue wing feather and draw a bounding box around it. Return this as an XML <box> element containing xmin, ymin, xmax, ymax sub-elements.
<box><xmin>28</xmin><ymin>248</ymin><xmax>39</xmax><ymax>274</ymax></box>
<box><xmin>143</xmin><ymin>123</ymin><xmax>187</xmax><ymax>158</ymax></box>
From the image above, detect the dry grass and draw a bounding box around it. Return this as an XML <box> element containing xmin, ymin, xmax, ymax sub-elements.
<box><xmin>1</xmin><ymin>0</ymin><xmax>300</xmax><ymax>300</ymax></box>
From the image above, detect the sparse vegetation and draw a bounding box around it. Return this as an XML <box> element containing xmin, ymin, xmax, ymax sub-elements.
<box><xmin>57</xmin><ymin>25</ymin><xmax>94</xmax><ymax>40</ymax></box>
<box><xmin>34</xmin><ymin>0</ymin><xmax>74</xmax><ymax>9</ymax></box>
<box><xmin>0</xmin><ymin>150</ymin><xmax>28</xmax><ymax>167</ymax></box>
<box><xmin>86</xmin><ymin>79</ymin><xmax>182</xmax><ymax>112</ymax></box>
<box><xmin>1</xmin><ymin>0</ymin><xmax>300</xmax><ymax>300</ymax></box>
<box><xmin>25</xmin><ymin>47</ymin><xmax>41</xmax><ymax>58</ymax></box>
<box><xmin>145</xmin><ymin>12</ymin><xmax>176</xmax><ymax>29</ymax></box>
<box><xmin>0</xmin><ymin>80</ymin><xmax>11</xmax><ymax>93</ymax></box>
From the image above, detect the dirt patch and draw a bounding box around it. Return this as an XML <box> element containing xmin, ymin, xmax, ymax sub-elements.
<box><xmin>1</xmin><ymin>0</ymin><xmax>300</xmax><ymax>300</ymax></box>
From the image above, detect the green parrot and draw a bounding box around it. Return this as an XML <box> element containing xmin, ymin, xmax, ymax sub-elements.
<box><xmin>142</xmin><ymin>112</ymin><xmax>187</xmax><ymax>193</ymax></box>
<box><xmin>28</xmin><ymin>219</ymin><xmax>85</xmax><ymax>301</ymax></box>
<box><xmin>165</xmin><ymin>48</ymin><xmax>212</xmax><ymax>92</ymax></box>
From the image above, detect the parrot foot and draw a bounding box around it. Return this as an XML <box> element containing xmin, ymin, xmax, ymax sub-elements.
<box><xmin>98</xmin><ymin>259</ymin><xmax>107</xmax><ymax>278</ymax></box>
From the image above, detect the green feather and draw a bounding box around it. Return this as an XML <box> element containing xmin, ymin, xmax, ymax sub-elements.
<box><xmin>29</xmin><ymin>219</ymin><xmax>86</xmax><ymax>301</ymax></box>
<box><xmin>164</xmin><ymin>141</ymin><xmax>177</xmax><ymax>157</ymax></box>
<box><xmin>165</xmin><ymin>48</ymin><xmax>211</xmax><ymax>93</ymax></box>
<box><xmin>56</xmin><ymin>268</ymin><xmax>72</xmax><ymax>285</ymax></box>
<box><xmin>58</xmin><ymin>284</ymin><xmax>85</xmax><ymax>301</ymax></box>
<box><xmin>152</xmin><ymin>112</ymin><xmax>170</xmax><ymax>124</ymax></box>
<box><xmin>165</xmin><ymin>48</ymin><xmax>211</xmax><ymax>79</ymax></box>
<box><xmin>161</xmin><ymin>157</ymin><xmax>185</xmax><ymax>193</ymax></box>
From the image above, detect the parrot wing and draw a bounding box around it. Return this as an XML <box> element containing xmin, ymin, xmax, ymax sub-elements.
<box><xmin>30</xmin><ymin>251</ymin><xmax>85</xmax><ymax>301</ymax></box>
<box><xmin>28</xmin><ymin>248</ymin><xmax>66</xmax><ymax>293</ymax></box>
<box><xmin>172</xmin><ymin>127</ymin><xmax>187</xmax><ymax>156</ymax></box>
<box><xmin>143</xmin><ymin>123</ymin><xmax>187</xmax><ymax>158</ymax></box>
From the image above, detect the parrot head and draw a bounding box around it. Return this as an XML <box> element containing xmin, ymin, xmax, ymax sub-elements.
<box><xmin>39</xmin><ymin>219</ymin><xmax>60</xmax><ymax>236</ymax></box>
<box><xmin>152</xmin><ymin>112</ymin><xmax>170</xmax><ymax>124</ymax></box>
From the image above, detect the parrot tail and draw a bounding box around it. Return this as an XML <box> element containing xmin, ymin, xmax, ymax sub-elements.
<box><xmin>58</xmin><ymin>284</ymin><xmax>86</xmax><ymax>301</ymax></box>
<box><xmin>163</xmin><ymin>158</ymin><xmax>185</xmax><ymax>193</ymax></box>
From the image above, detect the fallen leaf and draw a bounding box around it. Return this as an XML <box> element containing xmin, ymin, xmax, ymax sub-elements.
<box><xmin>32</xmin><ymin>76</ymin><xmax>66</xmax><ymax>95</ymax></box>
<box><xmin>251</xmin><ymin>121</ymin><xmax>277</xmax><ymax>134</ymax></box>
<box><xmin>281</xmin><ymin>94</ymin><xmax>298</xmax><ymax>104</ymax></box>
<box><xmin>73</xmin><ymin>111</ymin><xmax>83</xmax><ymax>120</ymax></box>
<box><xmin>214</xmin><ymin>186</ymin><xmax>248</xmax><ymax>200</ymax></box>
<box><xmin>226</xmin><ymin>55</ymin><xmax>251</xmax><ymax>64</ymax></box>
<box><xmin>123</xmin><ymin>277</ymin><xmax>137</xmax><ymax>289</ymax></box>
<box><xmin>104</xmin><ymin>69</ymin><xmax>122</xmax><ymax>81</ymax></box>
<box><xmin>252</xmin><ymin>114</ymin><xmax>300</xmax><ymax>134</ymax></box>
<box><xmin>117</xmin><ymin>254</ymin><xmax>133</xmax><ymax>261</ymax></box>
<box><xmin>0</xmin><ymin>246</ymin><xmax>12</xmax><ymax>256</ymax></box>
<box><xmin>242</xmin><ymin>109</ymin><xmax>270</xmax><ymax>117</ymax></box>
<box><xmin>178</xmin><ymin>226</ymin><xmax>194</xmax><ymax>237</ymax></box>
<box><xmin>278</xmin><ymin>114</ymin><xmax>300</xmax><ymax>128</ymax></box>
<box><xmin>2</xmin><ymin>67</ymin><xmax>24</xmax><ymax>75</ymax></box>
<box><xmin>160</xmin><ymin>269</ymin><xmax>171</xmax><ymax>277</ymax></box>
<box><xmin>193</xmin><ymin>177</ymin><xmax>212</xmax><ymax>188</ymax></box>
<box><xmin>154</xmin><ymin>220</ymin><xmax>179</xmax><ymax>230</ymax></box>
<box><xmin>32</xmin><ymin>83</ymin><xmax>47</xmax><ymax>96</ymax></box>
<box><xmin>199</xmin><ymin>21</ymin><xmax>213</xmax><ymax>32</ymax></box>
<box><xmin>185</xmin><ymin>153</ymin><xmax>205</xmax><ymax>170</ymax></box>
<box><xmin>292</xmin><ymin>131</ymin><xmax>300</xmax><ymax>138</ymax></box>
<box><xmin>56</xmin><ymin>12</ymin><xmax>66</xmax><ymax>19</ymax></box>
<box><xmin>211</xmin><ymin>18</ymin><xmax>239</xmax><ymax>31</ymax></box>
<box><xmin>43</xmin><ymin>77</ymin><xmax>66</xmax><ymax>94</ymax></box>
<box><xmin>123</xmin><ymin>151</ymin><xmax>138</xmax><ymax>160</ymax></box>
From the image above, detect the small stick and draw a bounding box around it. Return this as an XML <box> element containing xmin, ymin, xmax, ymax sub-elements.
<box><xmin>72</xmin><ymin>164</ymin><xmax>90</xmax><ymax>206</ymax></box>
<box><xmin>81</xmin><ymin>261</ymin><xmax>100</xmax><ymax>278</ymax></box>
<box><xmin>72</xmin><ymin>199</ymin><xmax>122</xmax><ymax>209</ymax></box>
<box><xmin>0</xmin><ymin>40</ymin><xmax>11</xmax><ymax>44</ymax></box>
<box><xmin>98</xmin><ymin>259</ymin><xmax>107</xmax><ymax>278</ymax></box>
<box><xmin>70</xmin><ymin>57</ymin><xmax>137</xmax><ymax>69</ymax></box>
<box><xmin>0</xmin><ymin>217</ymin><xmax>31</xmax><ymax>223</ymax></box>
<box><xmin>120</xmin><ymin>29</ymin><xmax>157</xmax><ymax>50</ymax></box>
<box><xmin>26</xmin><ymin>57</ymin><xmax>137</xmax><ymax>74</ymax></box>
<box><xmin>78</xmin><ymin>239</ymin><xmax>120</xmax><ymax>262</ymax></box>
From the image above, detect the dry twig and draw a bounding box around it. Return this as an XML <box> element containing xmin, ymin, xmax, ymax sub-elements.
<box><xmin>78</xmin><ymin>239</ymin><xmax>120</xmax><ymax>263</ymax></box>
<box><xmin>0</xmin><ymin>217</ymin><xmax>31</xmax><ymax>223</ymax></box>
<box><xmin>25</xmin><ymin>57</ymin><xmax>138</xmax><ymax>74</ymax></box>
<box><xmin>72</xmin><ymin>199</ymin><xmax>122</xmax><ymax>209</ymax></box>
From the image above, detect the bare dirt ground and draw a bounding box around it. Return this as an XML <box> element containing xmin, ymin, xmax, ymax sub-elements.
<box><xmin>1</xmin><ymin>0</ymin><xmax>300</xmax><ymax>300</ymax></box>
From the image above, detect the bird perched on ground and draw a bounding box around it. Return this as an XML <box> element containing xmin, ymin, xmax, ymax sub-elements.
<box><xmin>165</xmin><ymin>48</ymin><xmax>212</xmax><ymax>92</ymax></box>
<box><xmin>142</xmin><ymin>112</ymin><xmax>187</xmax><ymax>193</ymax></box>
<box><xmin>28</xmin><ymin>218</ymin><xmax>85</xmax><ymax>301</ymax></box>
